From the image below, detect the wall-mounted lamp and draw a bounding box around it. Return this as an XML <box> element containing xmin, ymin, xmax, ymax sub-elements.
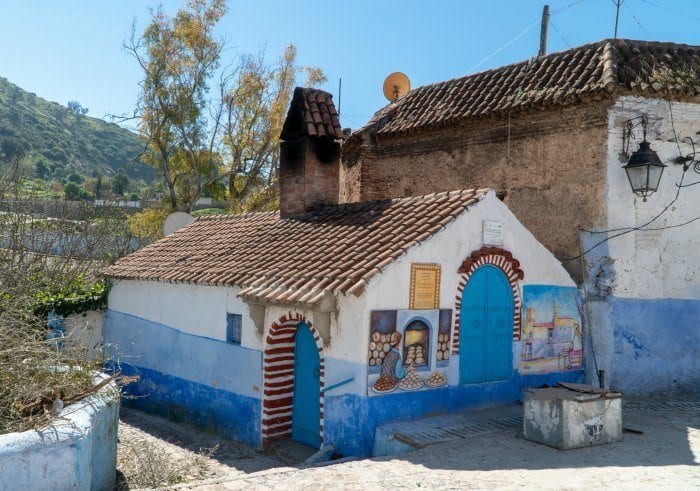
<box><xmin>622</xmin><ymin>115</ymin><xmax>665</xmax><ymax>202</ymax></box>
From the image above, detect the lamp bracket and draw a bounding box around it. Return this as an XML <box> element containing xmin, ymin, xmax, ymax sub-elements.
<box><xmin>621</xmin><ymin>115</ymin><xmax>649</xmax><ymax>158</ymax></box>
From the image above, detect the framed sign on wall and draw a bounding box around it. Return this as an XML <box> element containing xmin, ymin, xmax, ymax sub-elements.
<box><xmin>409</xmin><ymin>263</ymin><xmax>441</xmax><ymax>310</ymax></box>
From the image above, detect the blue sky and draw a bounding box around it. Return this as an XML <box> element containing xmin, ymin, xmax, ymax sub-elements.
<box><xmin>1</xmin><ymin>1</ymin><xmax>698</xmax><ymax>131</ymax></box>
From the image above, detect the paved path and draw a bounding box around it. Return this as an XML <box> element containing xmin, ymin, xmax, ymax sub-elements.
<box><xmin>180</xmin><ymin>403</ymin><xmax>699</xmax><ymax>490</ymax></box>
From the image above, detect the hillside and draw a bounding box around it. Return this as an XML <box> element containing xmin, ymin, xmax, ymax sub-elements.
<box><xmin>0</xmin><ymin>76</ymin><xmax>153</xmax><ymax>182</ymax></box>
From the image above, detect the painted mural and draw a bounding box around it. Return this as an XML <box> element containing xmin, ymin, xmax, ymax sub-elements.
<box><xmin>368</xmin><ymin>309</ymin><xmax>451</xmax><ymax>395</ymax></box>
<box><xmin>520</xmin><ymin>286</ymin><xmax>583</xmax><ymax>373</ymax></box>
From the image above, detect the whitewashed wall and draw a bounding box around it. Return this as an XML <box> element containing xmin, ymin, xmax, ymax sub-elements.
<box><xmin>362</xmin><ymin>191</ymin><xmax>577</xmax><ymax>387</ymax></box>
<box><xmin>606</xmin><ymin>96</ymin><xmax>700</xmax><ymax>300</ymax></box>
<box><xmin>108</xmin><ymin>281</ymin><xmax>262</xmax><ymax>350</ymax></box>
<box><xmin>586</xmin><ymin>95</ymin><xmax>700</xmax><ymax>394</ymax></box>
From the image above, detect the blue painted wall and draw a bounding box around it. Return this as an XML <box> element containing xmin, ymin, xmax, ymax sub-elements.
<box><xmin>114</xmin><ymin>364</ymin><xmax>261</xmax><ymax>447</ymax></box>
<box><xmin>611</xmin><ymin>296</ymin><xmax>700</xmax><ymax>395</ymax></box>
<box><xmin>105</xmin><ymin>309</ymin><xmax>584</xmax><ymax>456</ymax></box>
<box><xmin>324</xmin><ymin>369</ymin><xmax>584</xmax><ymax>457</ymax></box>
<box><xmin>104</xmin><ymin>310</ymin><xmax>263</xmax><ymax>447</ymax></box>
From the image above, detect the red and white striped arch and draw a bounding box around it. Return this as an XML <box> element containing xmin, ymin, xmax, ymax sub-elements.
<box><xmin>452</xmin><ymin>247</ymin><xmax>525</xmax><ymax>355</ymax></box>
<box><xmin>261</xmin><ymin>312</ymin><xmax>325</xmax><ymax>447</ymax></box>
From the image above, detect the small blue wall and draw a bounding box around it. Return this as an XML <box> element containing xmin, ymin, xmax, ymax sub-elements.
<box><xmin>610</xmin><ymin>296</ymin><xmax>700</xmax><ymax>395</ymax></box>
<box><xmin>104</xmin><ymin>310</ymin><xmax>262</xmax><ymax>447</ymax></box>
<box><xmin>115</xmin><ymin>364</ymin><xmax>261</xmax><ymax>446</ymax></box>
<box><xmin>324</xmin><ymin>370</ymin><xmax>584</xmax><ymax>457</ymax></box>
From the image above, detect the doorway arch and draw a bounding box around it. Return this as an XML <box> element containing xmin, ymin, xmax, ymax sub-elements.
<box><xmin>458</xmin><ymin>265</ymin><xmax>514</xmax><ymax>383</ymax></box>
<box><xmin>452</xmin><ymin>246</ymin><xmax>524</xmax><ymax>355</ymax></box>
<box><xmin>262</xmin><ymin>312</ymin><xmax>325</xmax><ymax>448</ymax></box>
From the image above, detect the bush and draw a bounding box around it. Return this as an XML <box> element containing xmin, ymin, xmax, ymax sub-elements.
<box><xmin>67</xmin><ymin>173</ymin><xmax>84</xmax><ymax>184</ymax></box>
<box><xmin>64</xmin><ymin>181</ymin><xmax>81</xmax><ymax>200</ymax></box>
<box><xmin>127</xmin><ymin>207</ymin><xmax>168</xmax><ymax>240</ymax></box>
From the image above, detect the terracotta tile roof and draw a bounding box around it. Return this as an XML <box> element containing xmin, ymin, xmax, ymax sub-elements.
<box><xmin>107</xmin><ymin>189</ymin><xmax>488</xmax><ymax>306</ymax></box>
<box><xmin>281</xmin><ymin>87</ymin><xmax>342</xmax><ymax>140</ymax></box>
<box><xmin>351</xmin><ymin>39</ymin><xmax>700</xmax><ymax>139</ymax></box>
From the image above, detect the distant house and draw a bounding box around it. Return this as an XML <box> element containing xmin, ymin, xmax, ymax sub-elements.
<box><xmin>339</xmin><ymin>39</ymin><xmax>700</xmax><ymax>395</ymax></box>
<box><xmin>105</xmin><ymin>89</ymin><xmax>582</xmax><ymax>457</ymax></box>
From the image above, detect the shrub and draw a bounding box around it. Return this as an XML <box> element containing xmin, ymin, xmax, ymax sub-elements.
<box><xmin>127</xmin><ymin>207</ymin><xmax>168</xmax><ymax>240</ymax></box>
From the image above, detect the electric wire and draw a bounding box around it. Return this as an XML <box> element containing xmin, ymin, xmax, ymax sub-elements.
<box><xmin>560</xmin><ymin>101</ymin><xmax>695</xmax><ymax>261</ymax></box>
<box><xmin>467</xmin><ymin>0</ymin><xmax>585</xmax><ymax>76</ymax></box>
<box><xmin>551</xmin><ymin>0</ymin><xmax>586</xmax><ymax>15</ymax></box>
<box><xmin>641</xmin><ymin>0</ymin><xmax>700</xmax><ymax>23</ymax></box>
<box><xmin>550</xmin><ymin>21</ymin><xmax>572</xmax><ymax>48</ymax></box>
<box><xmin>466</xmin><ymin>19</ymin><xmax>541</xmax><ymax>74</ymax></box>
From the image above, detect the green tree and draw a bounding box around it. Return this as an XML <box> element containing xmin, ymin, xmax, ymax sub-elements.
<box><xmin>35</xmin><ymin>159</ymin><xmax>50</xmax><ymax>179</ymax></box>
<box><xmin>219</xmin><ymin>44</ymin><xmax>326</xmax><ymax>212</ymax></box>
<box><xmin>113</xmin><ymin>172</ymin><xmax>130</xmax><ymax>195</ymax></box>
<box><xmin>63</xmin><ymin>182</ymin><xmax>81</xmax><ymax>200</ymax></box>
<box><xmin>67</xmin><ymin>173</ymin><xmax>84</xmax><ymax>184</ymax></box>
<box><xmin>67</xmin><ymin>100</ymin><xmax>88</xmax><ymax>116</ymax></box>
<box><xmin>125</xmin><ymin>0</ymin><xmax>325</xmax><ymax>213</ymax></box>
<box><xmin>125</xmin><ymin>0</ymin><xmax>226</xmax><ymax>211</ymax></box>
<box><xmin>95</xmin><ymin>176</ymin><xmax>103</xmax><ymax>199</ymax></box>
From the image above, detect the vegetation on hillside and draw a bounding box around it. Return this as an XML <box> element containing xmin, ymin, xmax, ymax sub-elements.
<box><xmin>0</xmin><ymin>76</ymin><xmax>155</xmax><ymax>200</ymax></box>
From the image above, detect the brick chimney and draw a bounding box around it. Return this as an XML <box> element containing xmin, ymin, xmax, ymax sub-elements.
<box><xmin>279</xmin><ymin>87</ymin><xmax>342</xmax><ymax>217</ymax></box>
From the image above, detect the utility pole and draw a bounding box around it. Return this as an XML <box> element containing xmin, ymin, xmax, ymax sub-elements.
<box><xmin>539</xmin><ymin>4</ymin><xmax>550</xmax><ymax>57</ymax></box>
<box><xmin>614</xmin><ymin>0</ymin><xmax>623</xmax><ymax>39</ymax></box>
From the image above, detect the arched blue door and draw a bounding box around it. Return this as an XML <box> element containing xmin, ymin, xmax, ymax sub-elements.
<box><xmin>291</xmin><ymin>322</ymin><xmax>321</xmax><ymax>448</ymax></box>
<box><xmin>459</xmin><ymin>265</ymin><xmax>513</xmax><ymax>384</ymax></box>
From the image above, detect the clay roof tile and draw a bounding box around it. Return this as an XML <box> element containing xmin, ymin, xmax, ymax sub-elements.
<box><xmin>107</xmin><ymin>189</ymin><xmax>489</xmax><ymax>306</ymax></box>
<box><xmin>348</xmin><ymin>39</ymin><xmax>700</xmax><ymax>142</ymax></box>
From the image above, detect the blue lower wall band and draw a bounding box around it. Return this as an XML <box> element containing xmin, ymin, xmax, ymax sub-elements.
<box><xmin>104</xmin><ymin>309</ymin><xmax>585</xmax><ymax>456</ymax></box>
<box><xmin>610</xmin><ymin>296</ymin><xmax>700</xmax><ymax>395</ymax></box>
<box><xmin>110</xmin><ymin>362</ymin><xmax>582</xmax><ymax>457</ymax></box>
<box><xmin>114</xmin><ymin>363</ymin><xmax>262</xmax><ymax>447</ymax></box>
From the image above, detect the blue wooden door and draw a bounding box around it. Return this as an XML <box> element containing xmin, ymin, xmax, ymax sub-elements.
<box><xmin>459</xmin><ymin>265</ymin><xmax>513</xmax><ymax>384</ymax></box>
<box><xmin>291</xmin><ymin>322</ymin><xmax>321</xmax><ymax>448</ymax></box>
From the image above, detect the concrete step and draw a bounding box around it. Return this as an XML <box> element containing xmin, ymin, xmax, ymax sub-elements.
<box><xmin>373</xmin><ymin>404</ymin><xmax>524</xmax><ymax>457</ymax></box>
<box><xmin>268</xmin><ymin>439</ymin><xmax>318</xmax><ymax>465</ymax></box>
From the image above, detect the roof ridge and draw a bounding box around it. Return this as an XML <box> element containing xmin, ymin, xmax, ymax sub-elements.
<box><xmin>347</xmin><ymin>38</ymin><xmax>700</xmax><ymax>141</ymax></box>
<box><xmin>194</xmin><ymin>210</ymin><xmax>278</xmax><ymax>222</ymax></box>
<box><xmin>389</xmin><ymin>38</ymin><xmax>699</xmax><ymax>101</ymax></box>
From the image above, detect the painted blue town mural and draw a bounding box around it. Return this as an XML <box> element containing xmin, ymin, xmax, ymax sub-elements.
<box><xmin>519</xmin><ymin>285</ymin><xmax>584</xmax><ymax>373</ymax></box>
<box><xmin>367</xmin><ymin>309</ymin><xmax>451</xmax><ymax>394</ymax></box>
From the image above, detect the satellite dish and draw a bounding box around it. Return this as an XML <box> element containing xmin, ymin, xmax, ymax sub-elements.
<box><xmin>383</xmin><ymin>72</ymin><xmax>411</xmax><ymax>102</ymax></box>
<box><xmin>163</xmin><ymin>211</ymin><xmax>195</xmax><ymax>237</ymax></box>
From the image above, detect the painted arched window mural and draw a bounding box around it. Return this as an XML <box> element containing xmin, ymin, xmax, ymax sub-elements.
<box><xmin>452</xmin><ymin>247</ymin><xmax>524</xmax><ymax>355</ymax></box>
<box><xmin>367</xmin><ymin>309</ymin><xmax>451</xmax><ymax>394</ymax></box>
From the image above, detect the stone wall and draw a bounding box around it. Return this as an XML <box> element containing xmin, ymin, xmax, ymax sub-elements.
<box><xmin>340</xmin><ymin>102</ymin><xmax>612</xmax><ymax>282</ymax></box>
<box><xmin>0</xmin><ymin>375</ymin><xmax>119</xmax><ymax>491</ymax></box>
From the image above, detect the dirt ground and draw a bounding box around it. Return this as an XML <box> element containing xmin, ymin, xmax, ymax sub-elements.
<box><xmin>116</xmin><ymin>408</ymin><xmax>286</xmax><ymax>489</ymax></box>
<box><xmin>117</xmin><ymin>402</ymin><xmax>699</xmax><ymax>490</ymax></box>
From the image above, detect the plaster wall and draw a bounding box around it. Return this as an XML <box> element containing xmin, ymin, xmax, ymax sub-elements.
<box><xmin>64</xmin><ymin>310</ymin><xmax>104</xmax><ymax>359</ymax></box>
<box><xmin>108</xmin><ymin>281</ymin><xmax>263</xmax><ymax>351</ymax></box>
<box><xmin>341</xmin><ymin>103</ymin><xmax>611</xmax><ymax>281</ymax></box>
<box><xmin>364</xmin><ymin>191</ymin><xmax>575</xmax><ymax>382</ymax></box>
<box><xmin>585</xmin><ymin>96</ymin><xmax>700</xmax><ymax>394</ymax></box>
<box><xmin>0</xmin><ymin>377</ymin><xmax>119</xmax><ymax>491</ymax></box>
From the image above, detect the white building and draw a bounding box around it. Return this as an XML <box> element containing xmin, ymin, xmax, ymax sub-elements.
<box><xmin>104</xmin><ymin>89</ymin><xmax>583</xmax><ymax>457</ymax></box>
